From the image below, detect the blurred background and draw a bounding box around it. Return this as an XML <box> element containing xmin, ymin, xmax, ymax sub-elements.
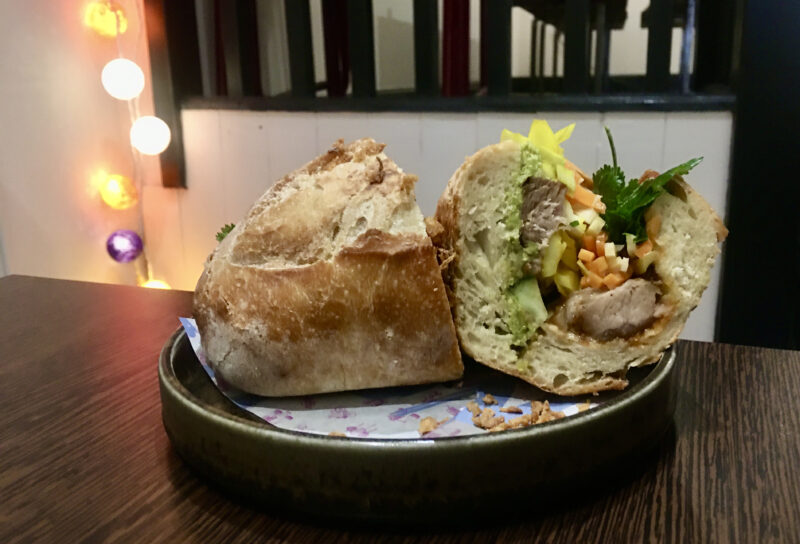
<box><xmin>0</xmin><ymin>1</ymin><xmax>795</xmax><ymax>349</ymax></box>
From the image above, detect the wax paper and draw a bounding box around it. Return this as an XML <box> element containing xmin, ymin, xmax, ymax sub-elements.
<box><xmin>179</xmin><ymin>318</ymin><xmax>596</xmax><ymax>439</ymax></box>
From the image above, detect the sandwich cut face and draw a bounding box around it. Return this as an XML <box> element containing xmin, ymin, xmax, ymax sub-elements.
<box><xmin>194</xmin><ymin>138</ymin><xmax>463</xmax><ymax>396</ymax></box>
<box><xmin>435</xmin><ymin>121</ymin><xmax>727</xmax><ymax>395</ymax></box>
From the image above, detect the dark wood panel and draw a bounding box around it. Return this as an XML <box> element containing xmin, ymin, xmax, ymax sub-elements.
<box><xmin>322</xmin><ymin>0</ymin><xmax>350</xmax><ymax>97</ymax></box>
<box><xmin>645</xmin><ymin>0</ymin><xmax>674</xmax><ymax>92</ymax></box>
<box><xmin>485</xmin><ymin>0</ymin><xmax>512</xmax><ymax>96</ymax></box>
<box><xmin>218</xmin><ymin>0</ymin><xmax>261</xmax><ymax>97</ymax></box>
<box><xmin>442</xmin><ymin>0</ymin><xmax>470</xmax><ymax>97</ymax></box>
<box><xmin>563</xmin><ymin>0</ymin><xmax>590</xmax><ymax>93</ymax></box>
<box><xmin>718</xmin><ymin>1</ymin><xmax>800</xmax><ymax>349</ymax></box>
<box><xmin>182</xmin><ymin>93</ymin><xmax>735</xmax><ymax>113</ymax></box>
<box><xmin>693</xmin><ymin>0</ymin><xmax>745</xmax><ymax>92</ymax></box>
<box><xmin>1</xmin><ymin>275</ymin><xmax>800</xmax><ymax>542</ymax></box>
<box><xmin>143</xmin><ymin>0</ymin><xmax>202</xmax><ymax>188</ymax></box>
<box><xmin>347</xmin><ymin>0</ymin><xmax>376</xmax><ymax>97</ymax></box>
<box><xmin>284</xmin><ymin>0</ymin><xmax>316</xmax><ymax>97</ymax></box>
<box><xmin>413</xmin><ymin>0</ymin><xmax>439</xmax><ymax>95</ymax></box>
<box><xmin>593</xmin><ymin>3</ymin><xmax>608</xmax><ymax>93</ymax></box>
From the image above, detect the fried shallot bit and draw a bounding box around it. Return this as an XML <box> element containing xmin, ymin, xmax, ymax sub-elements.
<box><xmin>418</xmin><ymin>416</ymin><xmax>440</xmax><ymax>435</ymax></box>
<box><xmin>482</xmin><ymin>393</ymin><xmax>498</xmax><ymax>405</ymax></box>
<box><xmin>500</xmin><ymin>405</ymin><xmax>523</xmax><ymax>414</ymax></box>
<box><xmin>466</xmin><ymin>401</ymin><xmax>481</xmax><ymax>417</ymax></box>
<box><xmin>472</xmin><ymin>408</ymin><xmax>505</xmax><ymax>430</ymax></box>
<box><xmin>507</xmin><ymin>414</ymin><xmax>534</xmax><ymax>428</ymax></box>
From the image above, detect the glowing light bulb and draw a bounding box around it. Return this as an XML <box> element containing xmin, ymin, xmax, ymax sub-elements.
<box><xmin>99</xmin><ymin>173</ymin><xmax>138</xmax><ymax>210</ymax></box>
<box><xmin>101</xmin><ymin>58</ymin><xmax>144</xmax><ymax>100</ymax></box>
<box><xmin>141</xmin><ymin>279</ymin><xmax>171</xmax><ymax>290</ymax></box>
<box><xmin>84</xmin><ymin>1</ymin><xmax>127</xmax><ymax>37</ymax></box>
<box><xmin>130</xmin><ymin>116</ymin><xmax>171</xmax><ymax>155</ymax></box>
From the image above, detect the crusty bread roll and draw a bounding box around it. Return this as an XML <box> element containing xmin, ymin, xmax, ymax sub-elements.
<box><xmin>435</xmin><ymin>138</ymin><xmax>727</xmax><ymax>395</ymax></box>
<box><xmin>194</xmin><ymin>138</ymin><xmax>463</xmax><ymax>396</ymax></box>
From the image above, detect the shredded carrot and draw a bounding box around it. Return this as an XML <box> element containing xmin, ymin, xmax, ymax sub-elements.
<box><xmin>565</xmin><ymin>159</ymin><xmax>593</xmax><ymax>187</ymax></box>
<box><xmin>582</xmin><ymin>234</ymin><xmax>595</xmax><ymax>251</ymax></box>
<box><xmin>634</xmin><ymin>239</ymin><xmax>654</xmax><ymax>259</ymax></box>
<box><xmin>578</xmin><ymin>248</ymin><xmax>595</xmax><ymax>262</ymax></box>
<box><xmin>567</xmin><ymin>184</ymin><xmax>605</xmax><ymax>213</ymax></box>
<box><xmin>588</xmin><ymin>257</ymin><xmax>609</xmax><ymax>275</ymax></box>
<box><xmin>580</xmin><ymin>275</ymin><xmax>590</xmax><ymax>288</ymax></box>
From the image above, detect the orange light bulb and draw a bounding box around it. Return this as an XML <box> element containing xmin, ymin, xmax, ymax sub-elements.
<box><xmin>99</xmin><ymin>173</ymin><xmax>138</xmax><ymax>210</ymax></box>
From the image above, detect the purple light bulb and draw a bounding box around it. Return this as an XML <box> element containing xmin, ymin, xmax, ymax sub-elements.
<box><xmin>106</xmin><ymin>230</ymin><xmax>143</xmax><ymax>263</ymax></box>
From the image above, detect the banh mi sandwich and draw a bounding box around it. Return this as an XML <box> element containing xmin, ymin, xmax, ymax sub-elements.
<box><xmin>434</xmin><ymin>120</ymin><xmax>727</xmax><ymax>395</ymax></box>
<box><xmin>194</xmin><ymin>138</ymin><xmax>463</xmax><ymax>396</ymax></box>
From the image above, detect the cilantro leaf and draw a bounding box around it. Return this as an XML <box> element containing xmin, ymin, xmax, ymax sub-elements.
<box><xmin>591</xmin><ymin>127</ymin><xmax>702</xmax><ymax>243</ymax></box>
<box><xmin>216</xmin><ymin>223</ymin><xmax>235</xmax><ymax>242</ymax></box>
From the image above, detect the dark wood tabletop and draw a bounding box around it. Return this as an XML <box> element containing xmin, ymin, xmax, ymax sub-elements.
<box><xmin>2</xmin><ymin>274</ymin><xmax>799</xmax><ymax>542</ymax></box>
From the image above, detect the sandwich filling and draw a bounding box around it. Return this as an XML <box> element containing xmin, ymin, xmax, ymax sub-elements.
<box><xmin>498</xmin><ymin>121</ymin><xmax>700</xmax><ymax>349</ymax></box>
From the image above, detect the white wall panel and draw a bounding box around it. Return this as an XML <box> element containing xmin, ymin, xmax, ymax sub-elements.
<box><xmin>219</xmin><ymin>110</ymin><xmax>275</xmax><ymax>221</ymax></box>
<box><xmin>177</xmin><ymin>110</ymin><xmax>225</xmax><ymax>287</ymax></box>
<box><xmin>419</xmin><ymin>114</ymin><xmax>478</xmax><ymax>216</ymax></box>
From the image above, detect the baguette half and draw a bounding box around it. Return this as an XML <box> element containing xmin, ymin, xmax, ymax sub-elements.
<box><xmin>194</xmin><ymin>138</ymin><xmax>463</xmax><ymax>396</ymax></box>
<box><xmin>435</xmin><ymin>139</ymin><xmax>727</xmax><ymax>395</ymax></box>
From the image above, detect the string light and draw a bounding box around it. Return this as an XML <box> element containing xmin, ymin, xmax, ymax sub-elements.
<box><xmin>99</xmin><ymin>173</ymin><xmax>138</xmax><ymax>210</ymax></box>
<box><xmin>106</xmin><ymin>230</ymin><xmax>143</xmax><ymax>263</ymax></box>
<box><xmin>130</xmin><ymin>116</ymin><xmax>171</xmax><ymax>155</ymax></box>
<box><xmin>101</xmin><ymin>58</ymin><xmax>144</xmax><ymax>100</ymax></box>
<box><xmin>141</xmin><ymin>279</ymin><xmax>171</xmax><ymax>289</ymax></box>
<box><xmin>84</xmin><ymin>1</ymin><xmax>127</xmax><ymax>37</ymax></box>
<box><xmin>89</xmin><ymin>1</ymin><xmax>171</xmax><ymax>288</ymax></box>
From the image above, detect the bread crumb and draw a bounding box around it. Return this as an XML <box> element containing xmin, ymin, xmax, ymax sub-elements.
<box><xmin>471</xmin><ymin>400</ymin><xmax>565</xmax><ymax>433</ymax></box>
<box><xmin>466</xmin><ymin>401</ymin><xmax>481</xmax><ymax>417</ymax></box>
<box><xmin>418</xmin><ymin>416</ymin><xmax>439</xmax><ymax>435</ymax></box>
<box><xmin>482</xmin><ymin>393</ymin><xmax>497</xmax><ymax>405</ymax></box>
<box><xmin>507</xmin><ymin>414</ymin><xmax>534</xmax><ymax>427</ymax></box>
<box><xmin>472</xmin><ymin>408</ymin><xmax>505</xmax><ymax>430</ymax></box>
<box><xmin>418</xmin><ymin>416</ymin><xmax>450</xmax><ymax>435</ymax></box>
<box><xmin>328</xmin><ymin>432</ymin><xmax>346</xmax><ymax>437</ymax></box>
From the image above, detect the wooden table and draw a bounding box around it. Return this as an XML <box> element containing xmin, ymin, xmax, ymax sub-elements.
<box><xmin>2</xmin><ymin>275</ymin><xmax>799</xmax><ymax>542</ymax></box>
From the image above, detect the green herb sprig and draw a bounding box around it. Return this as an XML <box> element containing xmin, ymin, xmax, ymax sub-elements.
<box><xmin>592</xmin><ymin>127</ymin><xmax>702</xmax><ymax>243</ymax></box>
<box><xmin>216</xmin><ymin>223</ymin><xmax>235</xmax><ymax>242</ymax></box>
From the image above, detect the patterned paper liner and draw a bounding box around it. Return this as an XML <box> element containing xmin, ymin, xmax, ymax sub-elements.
<box><xmin>179</xmin><ymin>318</ymin><xmax>597</xmax><ymax>439</ymax></box>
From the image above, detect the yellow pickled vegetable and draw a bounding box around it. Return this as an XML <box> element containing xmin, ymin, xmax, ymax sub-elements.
<box><xmin>560</xmin><ymin>233</ymin><xmax>578</xmax><ymax>271</ymax></box>
<box><xmin>555</xmin><ymin>265</ymin><xmax>580</xmax><ymax>296</ymax></box>
<box><xmin>541</xmin><ymin>232</ymin><xmax>567</xmax><ymax>278</ymax></box>
<box><xmin>556</xmin><ymin>164</ymin><xmax>577</xmax><ymax>192</ymax></box>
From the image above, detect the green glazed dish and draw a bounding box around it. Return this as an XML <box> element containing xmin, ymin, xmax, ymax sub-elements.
<box><xmin>159</xmin><ymin>328</ymin><xmax>677</xmax><ymax>523</ymax></box>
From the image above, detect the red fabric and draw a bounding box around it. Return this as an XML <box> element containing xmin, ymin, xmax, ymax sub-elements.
<box><xmin>322</xmin><ymin>0</ymin><xmax>350</xmax><ymax>97</ymax></box>
<box><xmin>442</xmin><ymin>0</ymin><xmax>470</xmax><ymax>96</ymax></box>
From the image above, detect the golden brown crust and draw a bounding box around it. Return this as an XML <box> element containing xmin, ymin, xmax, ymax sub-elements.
<box><xmin>194</xmin><ymin>138</ymin><xmax>463</xmax><ymax>396</ymax></box>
